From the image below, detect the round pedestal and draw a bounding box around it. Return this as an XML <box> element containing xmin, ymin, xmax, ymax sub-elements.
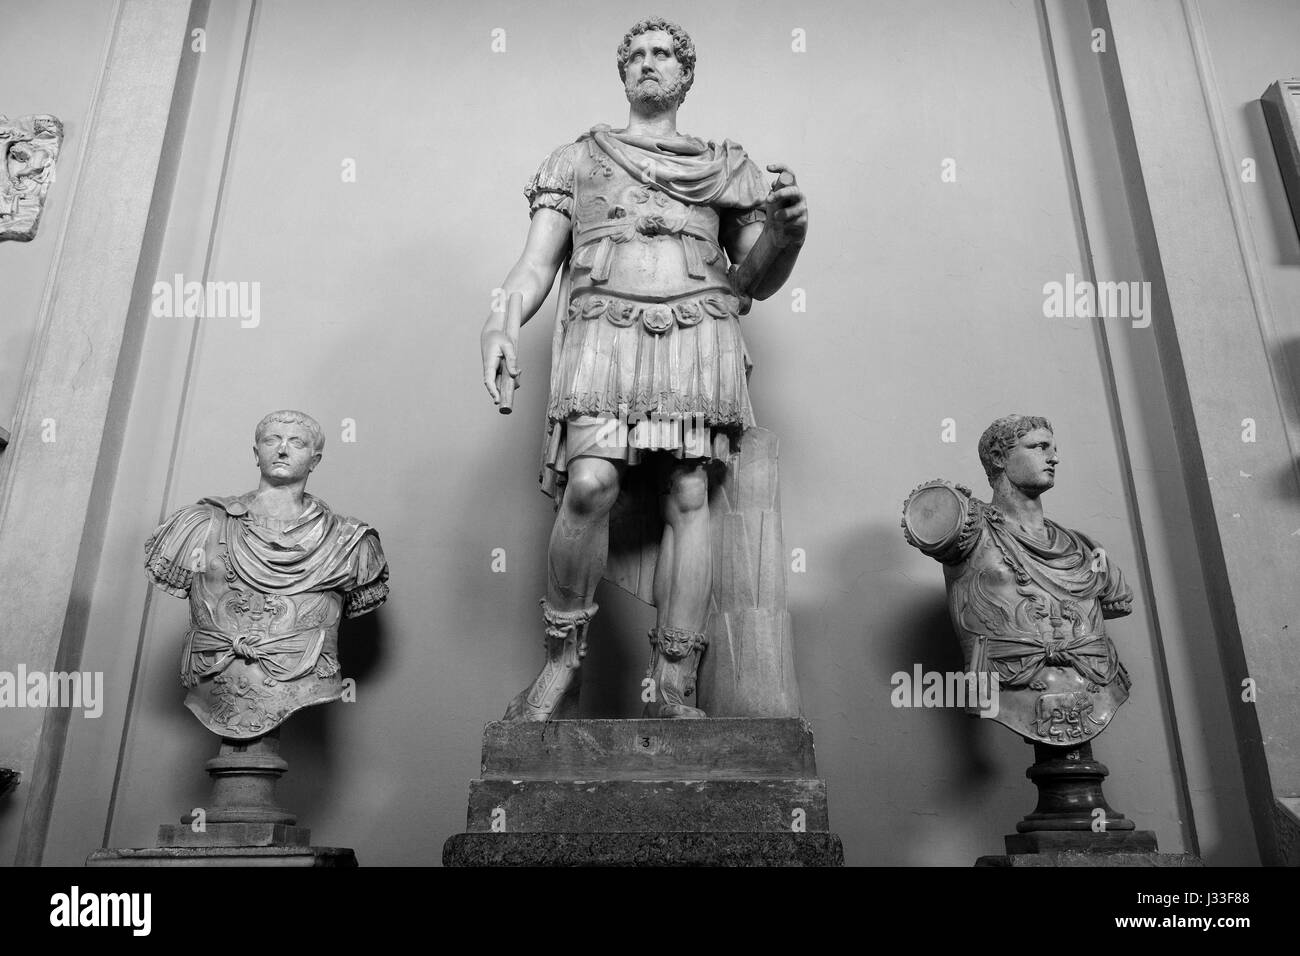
<box><xmin>182</xmin><ymin>730</ymin><xmax>296</xmax><ymax>826</ymax></box>
<box><xmin>1016</xmin><ymin>740</ymin><xmax>1135</xmax><ymax>833</ymax></box>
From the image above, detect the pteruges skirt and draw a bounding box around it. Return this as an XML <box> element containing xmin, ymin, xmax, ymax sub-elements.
<box><xmin>540</xmin><ymin>291</ymin><xmax>755</xmax><ymax>497</ymax></box>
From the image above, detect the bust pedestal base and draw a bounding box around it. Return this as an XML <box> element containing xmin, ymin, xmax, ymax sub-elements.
<box><xmin>86</xmin><ymin>846</ymin><xmax>356</xmax><ymax>867</ymax></box>
<box><xmin>975</xmin><ymin>742</ymin><xmax>1201</xmax><ymax>866</ymax></box>
<box><xmin>87</xmin><ymin>730</ymin><xmax>357</xmax><ymax>867</ymax></box>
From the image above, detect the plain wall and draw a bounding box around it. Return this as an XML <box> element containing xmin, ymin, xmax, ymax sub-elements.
<box><xmin>27</xmin><ymin>0</ymin><xmax>1281</xmax><ymax>865</ymax></box>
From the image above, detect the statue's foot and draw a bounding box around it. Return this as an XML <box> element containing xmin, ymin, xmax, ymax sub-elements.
<box><xmin>502</xmin><ymin>691</ymin><xmax>549</xmax><ymax>721</ymax></box>
<box><xmin>643</xmin><ymin>699</ymin><xmax>706</xmax><ymax>719</ymax></box>
<box><xmin>502</xmin><ymin>598</ymin><xmax>597</xmax><ymax>721</ymax></box>
<box><xmin>501</xmin><ymin>661</ymin><xmax>577</xmax><ymax>721</ymax></box>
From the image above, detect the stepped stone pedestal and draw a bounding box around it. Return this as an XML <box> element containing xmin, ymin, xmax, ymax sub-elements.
<box><xmin>87</xmin><ymin>732</ymin><xmax>357</xmax><ymax>867</ymax></box>
<box><xmin>975</xmin><ymin>743</ymin><xmax>1201</xmax><ymax>867</ymax></box>
<box><xmin>443</xmin><ymin>717</ymin><xmax>844</xmax><ymax>867</ymax></box>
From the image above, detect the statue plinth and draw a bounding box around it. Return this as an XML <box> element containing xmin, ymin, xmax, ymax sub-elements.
<box><xmin>87</xmin><ymin>730</ymin><xmax>357</xmax><ymax>867</ymax></box>
<box><xmin>443</xmin><ymin>718</ymin><xmax>843</xmax><ymax>867</ymax></box>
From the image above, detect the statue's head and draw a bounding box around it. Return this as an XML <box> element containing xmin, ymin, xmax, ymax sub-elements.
<box><xmin>616</xmin><ymin>17</ymin><xmax>695</xmax><ymax>110</ymax></box>
<box><xmin>978</xmin><ymin>414</ymin><xmax>1057</xmax><ymax>495</ymax></box>
<box><xmin>253</xmin><ymin>409</ymin><xmax>323</xmax><ymax>485</ymax></box>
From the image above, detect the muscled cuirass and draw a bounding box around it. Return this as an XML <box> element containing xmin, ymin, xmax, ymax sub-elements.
<box><xmin>145</xmin><ymin>493</ymin><xmax>388</xmax><ymax>740</ymax></box>
<box><xmin>903</xmin><ymin>481</ymin><xmax>1133</xmax><ymax>745</ymax></box>
<box><xmin>180</xmin><ymin>509</ymin><xmax>345</xmax><ymax>738</ymax></box>
<box><xmin>539</xmin><ymin>128</ymin><xmax>765</xmax><ymax>431</ymax></box>
<box><xmin>566</xmin><ymin>136</ymin><xmax>741</xmax><ymax>335</ymax></box>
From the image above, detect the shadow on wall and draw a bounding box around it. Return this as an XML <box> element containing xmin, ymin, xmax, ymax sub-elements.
<box><xmin>0</xmin><ymin>768</ymin><xmax>19</xmax><ymax>806</ymax></box>
<box><xmin>790</xmin><ymin>517</ymin><xmax>1007</xmax><ymax>863</ymax></box>
<box><xmin>862</xmin><ymin>518</ymin><xmax>1003</xmax><ymax>858</ymax></box>
<box><xmin>280</xmin><ymin>570</ymin><xmax>390</xmax><ymax>826</ymax></box>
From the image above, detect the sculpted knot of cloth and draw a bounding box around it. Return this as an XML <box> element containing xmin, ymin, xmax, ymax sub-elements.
<box><xmin>634</xmin><ymin>211</ymin><xmax>672</xmax><ymax>236</ymax></box>
<box><xmin>232</xmin><ymin>635</ymin><xmax>261</xmax><ymax>662</ymax></box>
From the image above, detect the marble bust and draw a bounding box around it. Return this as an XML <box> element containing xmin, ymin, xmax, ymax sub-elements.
<box><xmin>144</xmin><ymin>410</ymin><xmax>389</xmax><ymax>738</ymax></box>
<box><xmin>902</xmin><ymin>415</ymin><xmax>1134</xmax><ymax>744</ymax></box>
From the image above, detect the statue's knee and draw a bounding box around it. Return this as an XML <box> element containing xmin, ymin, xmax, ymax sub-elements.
<box><xmin>565</xmin><ymin>461</ymin><xmax>619</xmax><ymax>515</ymax></box>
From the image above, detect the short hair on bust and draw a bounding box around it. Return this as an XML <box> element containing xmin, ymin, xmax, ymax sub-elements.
<box><xmin>978</xmin><ymin>414</ymin><xmax>1053</xmax><ymax>482</ymax></box>
<box><xmin>615</xmin><ymin>17</ymin><xmax>696</xmax><ymax>101</ymax></box>
<box><xmin>254</xmin><ymin>409</ymin><xmax>325</xmax><ymax>455</ymax></box>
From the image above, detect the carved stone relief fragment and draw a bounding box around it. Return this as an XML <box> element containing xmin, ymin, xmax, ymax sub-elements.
<box><xmin>0</xmin><ymin>114</ymin><xmax>64</xmax><ymax>241</ymax></box>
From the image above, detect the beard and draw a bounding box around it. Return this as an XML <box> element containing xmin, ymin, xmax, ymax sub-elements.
<box><xmin>625</xmin><ymin>72</ymin><xmax>686</xmax><ymax>111</ymax></box>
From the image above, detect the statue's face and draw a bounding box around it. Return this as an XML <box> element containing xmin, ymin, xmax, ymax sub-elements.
<box><xmin>623</xmin><ymin>29</ymin><xmax>687</xmax><ymax>110</ymax></box>
<box><xmin>1000</xmin><ymin>427</ymin><xmax>1058</xmax><ymax>496</ymax></box>
<box><xmin>254</xmin><ymin>421</ymin><xmax>320</xmax><ymax>485</ymax></box>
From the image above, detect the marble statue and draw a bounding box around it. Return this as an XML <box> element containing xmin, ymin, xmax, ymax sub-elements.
<box><xmin>0</xmin><ymin>114</ymin><xmax>63</xmax><ymax>241</ymax></box>
<box><xmin>144</xmin><ymin>410</ymin><xmax>389</xmax><ymax>738</ymax></box>
<box><xmin>480</xmin><ymin>17</ymin><xmax>808</xmax><ymax>721</ymax></box>
<box><xmin>902</xmin><ymin>415</ymin><xmax>1133</xmax><ymax>745</ymax></box>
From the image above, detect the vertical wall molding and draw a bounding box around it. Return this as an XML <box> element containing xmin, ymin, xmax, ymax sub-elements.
<box><xmin>1038</xmin><ymin>0</ymin><xmax>1204</xmax><ymax>857</ymax></box>
<box><xmin>1094</xmin><ymin>0</ymin><xmax>1300</xmax><ymax>864</ymax></box>
<box><xmin>0</xmin><ymin>0</ymin><xmax>200</xmax><ymax>866</ymax></box>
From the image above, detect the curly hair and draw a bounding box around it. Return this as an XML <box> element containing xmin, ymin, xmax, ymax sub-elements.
<box><xmin>255</xmin><ymin>409</ymin><xmax>325</xmax><ymax>455</ymax></box>
<box><xmin>978</xmin><ymin>414</ymin><xmax>1053</xmax><ymax>482</ymax></box>
<box><xmin>615</xmin><ymin>17</ymin><xmax>696</xmax><ymax>102</ymax></box>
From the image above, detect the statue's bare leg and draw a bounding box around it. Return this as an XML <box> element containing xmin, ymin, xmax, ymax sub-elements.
<box><xmin>644</xmin><ymin>459</ymin><xmax>710</xmax><ymax>718</ymax></box>
<box><xmin>504</xmin><ymin>455</ymin><xmax>621</xmax><ymax>721</ymax></box>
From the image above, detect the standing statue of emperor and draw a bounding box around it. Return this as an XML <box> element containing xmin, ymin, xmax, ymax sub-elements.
<box><xmin>481</xmin><ymin>17</ymin><xmax>808</xmax><ymax>721</ymax></box>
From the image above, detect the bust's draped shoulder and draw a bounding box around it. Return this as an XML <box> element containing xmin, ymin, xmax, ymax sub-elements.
<box><xmin>339</xmin><ymin>519</ymin><xmax>390</xmax><ymax>619</ymax></box>
<box><xmin>144</xmin><ymin>501</ymin><xmax>218</xmax><ymax>598</ymax></box>
<box><xmin>525</xmin><ymin>139</ymin><xmax>583</xmax><ymax>219</ymax></box>
<box><xmin>1072</xmin><ymin>525</ymin><xmax>1134</xmax><ymax>618</ymax></box>
<box><xmin>144</xmin><ymin>496</ymin><xmax>389</xmax><ymax>616</ymax></box>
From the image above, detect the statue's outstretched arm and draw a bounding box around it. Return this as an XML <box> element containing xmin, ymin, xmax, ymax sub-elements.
<box><xmin>481</xmin><ymin>208</ymin><xmax>571</xmax><ymax>405</ymax></box>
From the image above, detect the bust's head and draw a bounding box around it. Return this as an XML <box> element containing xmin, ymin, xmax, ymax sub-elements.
<box><xmin>253</xmin><ymin>410</ymin><xmax>323</xmax><ymax>486</ymax></box>
<box><xmin>979</xmin><ymin>414</ymin><xmax>1057</xmax><ymax>496</ymax></box>
<box><xmin>616</xmin><ymin>17</ymin><xmax>695</xmax><ymax>110</ymax></box>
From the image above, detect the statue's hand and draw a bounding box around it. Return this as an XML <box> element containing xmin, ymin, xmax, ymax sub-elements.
<box><xmin>763</xmin><ymin>163</ymin><xmax>808</xmax><ymax>250</ymax></box>
<box><xmin>481</xmin><ymin>328</ymin><xmax>520</xmax><ymax>406</ymax></box>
